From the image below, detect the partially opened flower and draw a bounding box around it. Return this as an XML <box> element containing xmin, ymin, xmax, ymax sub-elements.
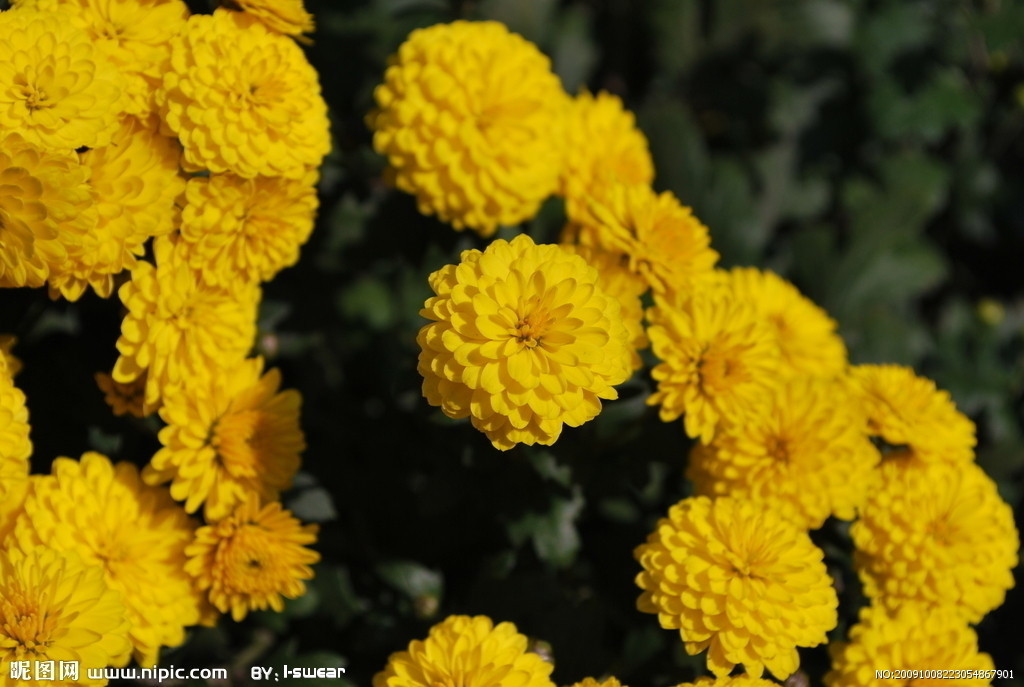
<box><xmin>0</xmin><ymin>335</ymin><xmax>21</xmax><ymax>377</ymax></box>
<box><xmin>95</xmin><ymin>371</ymin><xmax>150</xmax><ymax>418</ymax></box>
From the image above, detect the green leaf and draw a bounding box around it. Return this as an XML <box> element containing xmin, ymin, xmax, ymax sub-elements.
<box><xmin>376</xmin><ymin>560</ymin><xmax>443</xmax><ymax>600</ymax></box>
<box><xmin>506</xmin><ymin>490</ymin><xmax>584</xmax><ymax>568</ymax></box>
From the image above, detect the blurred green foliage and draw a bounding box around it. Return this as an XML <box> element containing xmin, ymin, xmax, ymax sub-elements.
<box><xmin>3</xmin><ymin>0</ymin><xmax>1023</xmax><ymax>684</ymax></box>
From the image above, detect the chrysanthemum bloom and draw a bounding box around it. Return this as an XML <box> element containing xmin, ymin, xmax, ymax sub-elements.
<box><xmin>727</xmin><ymin>267</ymin><xmax>847</xmax><ymax>379</ymax></box>
<box><xmin>560</xmin><ymin>243</ymin><xmax>648</xmax><ymax>370</ymax></box>
<box><xmin>0</xmin><ymin>8</ymin><xmax>123</xmax><ymax>151</ymax></box>
<box><xmin>48</xmin><ymin>115</ymin><xmax>185</xmax><ymax>301</ymax></box>
<box><xmin>646</xmin><ymin>289</ymin><xmax>780</xmax><ymax>443</ymax></box>
<box><xmin>0</xmin><ymin>371</ymin><xmax>31</xmax><ymax>478</ymax></box>
<box><xmin>851</xmin><ymin>460</ymin><xmax>1018</xmax><ymax>623</ymax></box>
<box><xmin>226</xmin><ymin>0</ymin><xmax>313</xmax><ymax>38</ymax></box>
<box><xmin>0</xmin><ymin>335</ymin><xmax>21</xmax><ymax>377</ymax></box>
<box><xmin>12</xmin><ymin>0</ymin><xmax>189</xmax><ymax>117</ymax></box>
<box><xmin>688</xmin><ymin>377</ymin><xmax>881</xmax><ymax>528</ymax></box>
<box><xmin>173</xmin><ymin>171</ymin><xmax>318</xmax><ymax>287</ymax></box>
<box><xmin>185</xmin><ymin>497</ymin><xmax>318</xmax><ymax>621</ymax></box>
<box><xmin>825</xmin><ymin>604</ymin><xmax>994</xmax><ymax>687</ymax></box>
<box><xmin>13</xmin><ymin>452</ymin><xmax>210</xmax><ymax>666</ymax></box>
<box><xmin>671</xmin><ymin>677</ymin><xmax>780</xmax><ymax>687</ymax></box>
<box><xmin>635</xmin><ymin>496</ymin><xmax>838</xmax><ymax>679</ymax></box>
<box><xmin>851</xmin><ymin>365</ymin><xmax>976</xmax><ymax>464</ymax></box>
<box><xmin>0</xmin><ymin>546</ymin><xmax>131</xmax><ymax>683</ymax></box>
<box><xmin>0</xmin><ymin>132</ymin><xmax>94</xmax><ymax>288</ymax></box>
<box><xmin>568</xmin><ymin>679</ymin><xmax>625</xmax><ymax>687</ymax></box>
<box><xmin>95</xmin><ymin>371</ymin><xmax>150</xmax><ymax>417</ymax></box>
<box><xmin>158</xmin><ymin>9</ymin><xmax>330</xmax><ymax>178</ymax></box>
<box><xmin>417</xmin><ymin>234</ymin><xmax>633</xmax><ymax>450</ymax></box>
<box><xmin>112</xmin><ymin>239</ymin><xmax>260</xmax><ymax>407</ymax></box>
<box><xmin>0</xmin><ymin>474</ymin><xmax>29</xmax><ymax>540</ymax></box>
<box><xmin>374</xmin><ymin>615</ymin><xmax>555</xmax><ymax>687</ymax></box>
<box><xmin>564</xmin><ymin>183</ymin><xmax>718</xmax><ymax>297</ymax></box>
<box><xmin>368</xmin><ymin>21</ymin><xmax>569</xmax><ymax>236</ymax></box>
<box><xmin>144</xmin><ymin>357</ymin><xmax>304</xmax><ymax>521</ymax></box>
<box><xmin>559</xmin><ymin>90</ymin><xmax>653</xmax><ymax>207</ymax></box>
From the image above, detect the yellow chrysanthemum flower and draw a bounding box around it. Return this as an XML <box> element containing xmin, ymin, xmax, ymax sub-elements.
<box><xmin>826</xmin><ymin>605</ymin><xmax>994</xmax><ymax>687</ymax></box>
<box><xmin>112</xmin><ymin>239</ymin><xmax>260</xmax><ymax>407</ymax></box>
<box><xmin>560</xmin><ymin>90</ymin><xmax>654</xmax><ymax>206</ymax></box>
<box><xmin>564</xmin><ymin>183</ymin><xmax>718</xmax><ymax>297</ymax></box>
<box><xmin>0</xmin><ymin>132</ymin><xmax>94</xmax><ymax>288</ymax></box>
<box><xmin>0</xmin><ymin>336</ymin><xmax>21</xmax><ymax>377</ymax></box>
<box><xmin>173</xmin><ymin>172</ymin><xmax>318</xmax><ymax>287</ymax></box>
<box><xmin>95</xmin><ymin>371</ymin><xmax>150</xmax><ymax>417</ymax></box>
<box><xmin>727</xmin><ymin>267</ymin><xmax>847</xmax><ymax>379</ymax></box>
<box><xmin>560</xmin><ymin>243</ymin><xmax>648</xmax><ymax>370</ymax></box>
<box><xmin>688</xmin><ymin>376</ymin><xmax>881</xmax><ymax>528</ymax></box>
<box><xmin>852</xmin><ymin>365</ymin><xmax>976</xmax><ymax>464</ymax></box>
<box><xmin>368</xmin><ymin>21</ymin><xmax>569</xmax><ymax>236</ymax></box>
<box><xmin>144</xmin><ymin>356</ymin><xmax>304</xmax><ymax>521</ymax></box>
<box><xmin>0</xmin><ymin>546</ymin><xmax>131</xmax><ymax>684</ymax></box>
<box><xmin>226</xmin><ymin>0</ymin><xmax>313</xmax><ymax>38</ymax></box>
<box><xmin>417</xmin><ymin>233</ymin><xmax>633</xmax><ymax>451</ymax></box>
<box><xmin>851</xmin><ymin>460</ymin><xmax>1018</xmax><ymax>623</ymax></box>
<box><xmin>13</xmin><ymin>452</ymin><xmax>210</xmax><ymax>666</ymax></box>
<box><xmin>568</xmin><ymin>679</ymin><xmax>625</xmax><ymax>687</ymax></box>
<box><xmin>374</xmin><ymin>615</ymin><xmax>555</xmax><ymax>687</ymax></box>
<box><xmin>672</xmin><ymin>677</ymin><xmax>780</xmax><ymax>687</ymax></box>
<box><xmin>646</xmin><ymin>289</ymin><xmax>780</xmax><ymax>443</ymax></box>
<box><xmin>0</xmin><ymin>371</ymin><xmax>31</xmax><ymax>478</ymax></box>
<box><xmin>0</xmin><ymin>474</ymin><xmax>30</xmax><ymax>541</ymax></box>
<box><xmin>48</xmin><ymin>115</ymin><xmax>185</xmax><ymax>301</ymax></box>
<box><xmin>0</xmin><ymin>8</ymin><xmax>123</xmax><ymax>151</ymax></box>
<box><xmin>12</xmin><ymin>0</ymin><xmax>189</xmax><ymax>117</ymax></box>
<box><xmin>185</xmin><ymin>497</ymin><xmax>318</xmax><ymax>621</ymax></box>
<box><xmin>635</xmin><ymin>496</ymin><xmax>838</xmax><ymax>680</ymax></box>
<box><xmin>158</xmin><ymin>9</ymin><xmax>330</xmax><ymax>178</ymax></box>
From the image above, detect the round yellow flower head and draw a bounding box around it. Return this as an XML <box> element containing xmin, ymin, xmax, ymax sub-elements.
<box><xmin>159</xmin><ymin>8</ymin><xmax>330</xmax><ymax>178</ymax></box>
<box><xmin>174</xmin><ymin>171</ymin><xmax>319</xmax><ymax>287</ymax></box>
<box><xmin>851</xmin><ymin>365</ymin><xmax>976</xmax><ymax>464</ymax></box>
<box><xmin>95</xmin><ymin>371</ymin><xmax>151</xmax><ymax>418</ymax></box>
<box><xmin>0</xmin><ymin>370</ymin><xmax>31</xmax><ymax>478</ymax></box>
<box><xmin>144</xmin><ymin>356</ymin><xmax>305</xmax><ymax>521</ymax></box>
<box><xmin>0</xmin><ymin>335</ymin><xmax>22</xmax><ymax>377</ymax></box>
<box><xmin>634</xmin><ymin>496</ymin><xmax>838</xmax><ymax>680</ymax></box>
<box><xmin>560</xmin><ymin>90</ymin><xmax>654</xmax><ymax>206</ymax></box>
<box><xmin>0</xmin><ymin>132</ymin><xmax>94</xmax><ymax>288</ymax></box>
<box><xmin>12</xmin><ymin>0</ymin><xmax>190</xmax><ymax>117</ymax></box>
<box><xmin>672</xmin><ymin>677</ymin><xmax>780</xmax><ymax>687</ymax></box>
<box><xmin>225</xmin><ymin>0</ymin><xmax>314</xmax><ymax>38</ymax></box>
<box><xmin>851</xmin><ymin>460</ymin><xmax>1018</xmax><ymax>623</ymax></box>
<box><xmin>726</xmin><ymin>267</ymin><xmax>847</xmax><ymax>379</ymax></box>
<box><xmin>417</xmin><ymin>233</ymin><xmax>633</xmax><ymax>451</ymax></box>
<box><xmin>0</xmin><ymin>545</ymin><xmax>132</xmax><ymax>683</ymax></box>
<box><xmin>185</xmin><ymin>497</ymin><xmax>319</xmax><ymax>621</ymax></box>
<box><xmin>0</xmin><ymin>8</ymin><xmax>123</xmax><ymax>151</ymax></box>
<box><xmin>48</xmin><ymin>115</ymin><xmax>185</xmax><ymax>301</ymax></box>
<box><xmin>825</xmin><ymin>604</ymin><xmax>994</xmax><ymax>687</ymax></box>
<box><xmin>374</xmin><ymin>615</ymin><xmax>555</xmax><ymax>687</ymax></box>
<box><xmin>13</xmin><ymin>452</ymin><xmax>211</xmax><ymax>666</ymax></box>
<box><xmin>688</xmin><ymin>376</ymin><xmax>881</xmax><ymax>528</ymax></box>
<box><xmin>564</xmin><ymin>183</ymin><xmax>718</xmax><ymax>298</ymax></box>
<box><xmin>368</xmin><ymin>21</ymin><xmax>569</xmax><ymax>236</ymax></box>
<box><xmin>646</xmin><ymin>287</ymin><xmax>781</xmax><ymax>444</ymax></box>
<box><xmin>112</xmin><ymin>238</ymin><xmax>260</xmax><ymax>408</ymax></box>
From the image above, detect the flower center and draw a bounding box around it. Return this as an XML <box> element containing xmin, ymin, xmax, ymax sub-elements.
<box><xmin>766</xmin><ymin>436</ymin><xmax>791</xmax><ymax>463</ymax></box>
<box><xmin>212</xmin><ymin>409</ymin><xmax>269</xmax><ymax>478</ymax></box>
<box><xmin>512</xmin><ymin>318</ymin><xmax>543</xmax><ymax>348</ymax></box>
<box><xmin>217</xmin><ymin>526</ymin><xmax>281</xmax><ymax>594</ymax></box>
<box><xmin>0</xmin><ymin>589</ymin><xmax>58</xmax><ymax>657</ymax></box>
<box><xmin>696</xmin><ymin>344</ymin><xmax>742</xmax><ymax>393</ymax></box>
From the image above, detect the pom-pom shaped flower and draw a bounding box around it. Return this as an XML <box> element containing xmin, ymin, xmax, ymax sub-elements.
<box><xmin>825</xmin><ymin>605</ymin><xmax>994</xmax><ymax>687</ymax></box>
<box><xmin>0</xmin><ymin>546</ymin><xmax>131</xmax><ymax>683</ymax></box>
<box><xmin>144</xmin><ymin>357</ymin><xmax>304</xmax><ymax>521</ymax></box>
<box><xmin>112</xmin><ymin>239</ymin><xmax>260</xmax><ymax>408</ymax></box>
<box><xmin>646</xmin><ymin>288</ymin><xmax>780</xmax><ymax>443</ymax></box>
<box><xmin>173</xmin><ymin>171</ymin><xmax>318</xmax><ymax>287</ymax></box>
<box><xmin>374</xmin><ymin>615</ymin><xmax>555</xmax><ymax>687</ymax></box>
<box><xmin>417</xmin><ymin>233</ymin><xmax>633</xmax><ymax>451</ymax></box>
<box><xmin>159</xmin><ymin>9</ymin><xmax>330</xmax><ymax>178</ymax></box>
<box><xmin>49</xmin><ymin>115</ymin><xmax>185</xmax><ymax>301</ymax></box>
<box><xmin>852</xmin><ymin>365</ymin><xmax>976</xmax><ymax>464</ymax></box>
<box><xmin>95</xmin><ymin>371</ymin><xmax>149</xmax><ymax>417</ymax></box>
<box><xmin>13</xmin><ymin>0</ymin><xmax>190</xmax><ymax>116</ymax></box>
<box><xmin>688</xmin><ymin>377</ymin><xmax>881</xmax><ymax>528</ymax></box>
<box><xmin>0</xmin><ymin>8</ymin><xmax>123</xmax><ymax>151</ymax></box>
<box><xmin>368</xmin><ymin>21</ymin><xmax>569</xmax><ymax>236</ymax></box>
<box><xmin>851</xmin><ymin>460</ymin><xmax>1018</xmax><ymax>623</ymax></box>
<box><xmin>13</xmin><ymin>452</ymin><xmax>210</xmax><ymax>666</ymax></box>
<box><xmin>727</xmin><ymin>267</ymin><xmax>847</xmax><ymax>379</ymax></box>
<box><xmin>560</xmin><ymin>90</ymin><xmax>654</xmax><ymax>206</ymax></box>
<box><xmin>0</xmin><ymin>370</ymin><xmax>31</xmax><ymax>478</ymax></box>
<box><xmin>0</xmin><ymin>132</ymin><xmax>94</xmax><ymax>288</ymax></box>
<box><xmin>671</xmin><ymin>677</ymin><xmax>780</xmax><ymax>687</ymax></box>
<box><xmin>634</xmin><ymin>496</ymin><xmax>838</xmax><ymax>680</ymax></box>
<box><xmin>564</xmin><ymin>183</ymin><xmax>717</xmax><ymax>297</ymax></box>
<box><xmin>228</xmin><ymin>0</ymin><xmax>313</xmax><ymax>38</ymax></box>
<box><xmin>185</xmin><ymin>497</ymin><xmax>319</xmax><ymax>621</ymax></box>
